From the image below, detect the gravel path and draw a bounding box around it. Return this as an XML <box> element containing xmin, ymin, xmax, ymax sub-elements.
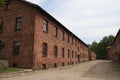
<box><xmin>0</xmin><ymin>60</ymin><xmax>120</xmax><ymax>80</ymax></box>
<box><xmin>83</xmin><ymin>61</ymin><xmax>120</xmax><ymax>80</ymax></box>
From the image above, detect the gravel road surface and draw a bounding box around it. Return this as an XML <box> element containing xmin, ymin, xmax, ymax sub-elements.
<box><xmin>0</xmin><ymin>60</ymin><xmax>120</xmax><ymax>80</ymax></box>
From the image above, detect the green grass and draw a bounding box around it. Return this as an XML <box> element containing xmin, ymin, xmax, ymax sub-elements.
<box><xmin>0</xmin><ymin>68</ymin><xmax>20</xmax><ymax>74</ymax></box>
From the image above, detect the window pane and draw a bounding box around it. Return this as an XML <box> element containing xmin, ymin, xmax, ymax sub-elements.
<box><xmin>54</xmin><ymin>46</ymin><xmax>57</xmax><ymax>57</ymax></box>
<box><xmin>62</xmin><ymin>48</ymin><xmax>64</xmax><ymax>58</ymax></box>
<box><xmin>43</xmin><ymin>20</ymin><xmax>48</xmax><ymax>32</ymax></box>
<box><xmin>68</xmin><ymin>35</ymin><xmax>69</xmax><ymax>43</ymax></box>
<box><xmin>6</xmin><ymin>1</ymin><xmax>11</xmax><ymax>10</ymax></box>
<box><xmin>13</xmin><ymin>42</ymin><xmax>20</xmax><ymax>56</ymax></box>
<box><xmin>43</xmin><ymin>24</ymin><xmax>46</xmax><ymax>32</ymax></box>
<box><xmin>42</xmin><ymin>43</ymin><xmax>47</xmax><ymax>57</ymax></box>
<box><xmin>72</xmin><ymin>37</ymin><xmax>73</xmax><ymax>44</ymax></box>
<box><xmin>15</xmin><ymin>17</ymin><xmax>22</xmax><ymax>31</ymax></box>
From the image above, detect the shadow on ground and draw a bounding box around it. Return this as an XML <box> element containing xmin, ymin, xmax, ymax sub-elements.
<box><xmin>83</xmin><ymin>61</ymin><xmax>120</xmax><ymax>80</ymax></box>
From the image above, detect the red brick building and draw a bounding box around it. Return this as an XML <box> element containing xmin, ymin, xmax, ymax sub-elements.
<box><xmin>90</xmin><ymin>51</ymin><xmax>96</xmax><ymax>61</ymax></box>
<box><xmin>108</xmin><ymin>29</ymin><xmax>120</xmax><ymax>63</ymax></box>
<box><xmin>0</xmin><ymin>0</ymin><xmax>89</xmax><ymax>69</ymax></box>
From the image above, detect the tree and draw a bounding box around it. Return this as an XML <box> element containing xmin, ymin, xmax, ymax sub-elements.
<box><xmin>0</xmin><ymin>0</ymin><xmax>5</xmax><ymax>6</ymax></box>
<box><xmin>90</xmin><ymin>35</ymin><xmax>114</xmax><ymax>59</ymax></box>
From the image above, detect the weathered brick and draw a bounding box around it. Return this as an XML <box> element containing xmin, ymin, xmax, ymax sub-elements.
<box><xmin>0</xmin><ymin>0</ymin><xmax>90</xmax><ymax>69</ymax></box>
<box><xmin>108</xmin><ymin>29</ymin><xmax>120</xmax><ymax>63</ymax></box>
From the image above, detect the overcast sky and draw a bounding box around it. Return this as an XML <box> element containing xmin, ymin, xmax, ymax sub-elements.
<box><xmin>27</xmin><ymin>0</ymin><xmax>120</xmax><ymax>44</ymax></box>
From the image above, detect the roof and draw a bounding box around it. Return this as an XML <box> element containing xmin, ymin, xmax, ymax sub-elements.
<box><xmin>21</xmin><ymin>0</ymin><xmax>88</xmax><ymax>47</ymax></box>
<box><xmin>111</xmin><ymin>28</ymin><xmax>120</xmax><ymax>46</ymax></box>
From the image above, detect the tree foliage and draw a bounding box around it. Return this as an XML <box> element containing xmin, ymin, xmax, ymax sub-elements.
<box><xmin>89</xmin><ymin>35</ymin><xmax>114</xmax><ymax>59</ymax></box>
<box><xmin>0</xmin><ymin>0</ymin><xmax>5</xmax><ymax>6</ymax></box>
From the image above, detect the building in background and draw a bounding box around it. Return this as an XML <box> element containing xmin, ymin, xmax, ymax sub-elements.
<box><xmin>0</xmin><ymin>0</ymin><xmax>90</xmax><ymax>69</ymax></box>
<box><xmin>108</xmin><ymin>29</ymin><xmax>120</xmax><ymax>63</ymax></box>
<box><xmin>90</xmin><ymin>51</ymin><xmax>96</xmax><ymax>61</ymax></box>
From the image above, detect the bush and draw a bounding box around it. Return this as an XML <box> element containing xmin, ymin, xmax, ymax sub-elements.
<box><xmin>0</xmin><ymin>60</ymin><xmax>8</xmax><ymax>70</ymax></box>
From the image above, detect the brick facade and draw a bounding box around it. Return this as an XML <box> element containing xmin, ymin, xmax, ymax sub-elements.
<box><xmin>0</xmin><ymin>0</ymin><xmax>90</xmax><ymax>69</ymax></box>
<box><xmin>108</xmin><ymin>29</ymin><xmax>120</xmax><ymax>63</ymax></box>
<box><xmin>91</xmin><ymin>51</ymin><xmax>96</xmax><ymax>61</ymax></box>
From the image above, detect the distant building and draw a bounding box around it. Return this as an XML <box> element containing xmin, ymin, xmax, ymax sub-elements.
<box><xmin>108</xmin><ymin>29</ymin><xmax>120</xmax><ymax>63</ymax></box>
<box><xmin>0</xmin><ymin>0</ymin><xmax>89</xmax><ymax>69</ymax></box>
<box><xmin>91</xmin><ymin>51</ymin><xmax>96</xmax><ymax>61</ymax></box>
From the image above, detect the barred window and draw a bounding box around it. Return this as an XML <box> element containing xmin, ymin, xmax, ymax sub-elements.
<box><xmin>42</xmin><ymin>43</ymin><xmax>47</xmax><ymax>57</ymax></box>
<box><xmin>72</xmin><ymin>37</ymin><xmax>73</xmax><ymax>45</ymax></box>
<box><xmin>15</xmin><ymin>17</ymin><xmax>22</xmax><ymax>31</ymax></box>
<box><xmin>13</xmin><ymin>41</ymin><xmax>20</xmax><ymax>56</ymax></box>
<box><xmin>62</xmin><ymin>48</ymin><xmax>64</xmax><ymax>58</ymax></box>
<box><xmin>43</xmin><ymin>20</ymin><xmax>48</xmax><ymax>33</ymax></box>
<box><xmin>68</xmin><ymin>35</ymin><xmax>70</xmax><ymax>43</ymax></box>
<box><xmin>54</xmin><ymin>46</ymin><xmax>58</xmax><ymax>58</ymax></box>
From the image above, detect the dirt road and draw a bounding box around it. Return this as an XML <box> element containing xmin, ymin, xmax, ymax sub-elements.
<box><xmin>0</xmin><ymin>60</ymin><xmax>120</xmax><ymax>80</ymax></box>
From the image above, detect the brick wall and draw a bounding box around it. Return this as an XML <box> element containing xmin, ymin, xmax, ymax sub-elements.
<box><xmin>0</xmin><ymin>0</ymin><xmax>89</xmax><ymax>69</ymax></box>
<box><xmin>91</xmin><ymin>51</ymin><xmax>96</xmax><ymax>61</ymax></box>
<box><xmin>33</xmin><ymin>9</ymin><xmax>89</xmax><ymax>69</ymax></box>
<box><xmin>0</xmin><ymin>0</ymin><xmax>36</xmax><ymax>68</ymax></box>
<box><xmin>108</xmin><ymin>29</ymin><xmax>120</xmax><ymax>63</ymax></box>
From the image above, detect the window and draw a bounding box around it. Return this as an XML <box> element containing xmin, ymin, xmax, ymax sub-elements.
<box><xmin>62</xmin><ymin>63</ymin><xmax>64</xmax><ymax>66</ymax></box>
<box><xmin>62</xmin><ymin>48</ymin><xmax>64</xmax><ymax>58</ymax></box>
<box><xmin>15</xmin><ymin>17</ymin><xmax>22</xmax><ymax>31</ymax></box>
<box><xmin>42</xmin><ymin>64</ymin><xmax>47</xmax><ymax>70</ymax></box>
<box><xmin>42</xmin><ymin>43</ymin><xmax>47</xmax><ymax>57</ymax></box>
<box><xmin>0</xmin><ymin>21</ymin><xmax>3</xmax><ymax>34</ymax></box>
<box><xmin>54</xmin><ymin>26</ymin><xmax>58</xmax><ymax>37</ymax></box>
<box><xmin>72</xmin><ymin>37</ymin><xmax>73</xmax><ymax>45</ymax></box>
<box><xmin>75</xmin><ymin>39</ymin><xmax>77</xmax><ymax>46</ymax></box>
<box><xmin>12</xmin><ymin>63</ymin><xmax>17</xmax><ymax>67</ymax></box>
<box><xmin>68</xmin><ymin>49</ymin><xmax>70</xmax><ymax>58</ymax></box>
<box><xmin>54</xmin><ymin>63</ymin><xmax>57</xmax><ymax>68</ymax></box>
<box><xmin>43</xmin><ymin>20</ymin><xmax>48</xmax><ymax>33</ymax></box>
<box><xmin>68</xmin><ymin>35</ymin><xmax>70</xmax><ymax>43</ymax></box>
<box><xmin>62</xmin><ymin>31</ymin><xmax>64</xmax><ymax>40</ymax></box>
<box><xmin>0</xmin><ymin>41</ymin><xmax>4</xmax><ymax>49</ymax></box>
<box><xmin>54</xmin><ymin>46</ymin><xmax>57</xmax><ymax>58</ymax></box>
<box><xmin>13</xmin><ymin>41</ymin><xmax>20</xmax><ymax>56</ymax></box>
<box><xmin>6</xmin><ymin>0</ymin><xmax>11</xmax><ymax>10</ymax></box>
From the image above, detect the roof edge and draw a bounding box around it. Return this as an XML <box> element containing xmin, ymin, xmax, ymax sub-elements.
<box><xmin>21</xmin><ymin>0</ymin><xmax>88</xmax><ymax>47</ymax></box>
<box><xmin>111</xmin><ymin>28</ymin><xmax>120</xmax><ymax>46</ymax></box>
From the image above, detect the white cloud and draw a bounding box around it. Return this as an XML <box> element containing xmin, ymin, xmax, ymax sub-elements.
<box><xmin>25</xmin><ymin>0</ymin><xmax>47</xmax><ymax>6</ymax></box>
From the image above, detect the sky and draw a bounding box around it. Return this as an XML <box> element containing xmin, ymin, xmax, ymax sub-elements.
<box><xmin>26</xmin><ymin>0</ymin><xmax>120</xmax><ymax>44</ymax></box>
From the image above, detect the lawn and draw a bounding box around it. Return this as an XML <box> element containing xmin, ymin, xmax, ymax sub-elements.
<box><xmin>0</xmin><ymin>68</ymin><xmax>21</xmax><ymax>74</ymax></box>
